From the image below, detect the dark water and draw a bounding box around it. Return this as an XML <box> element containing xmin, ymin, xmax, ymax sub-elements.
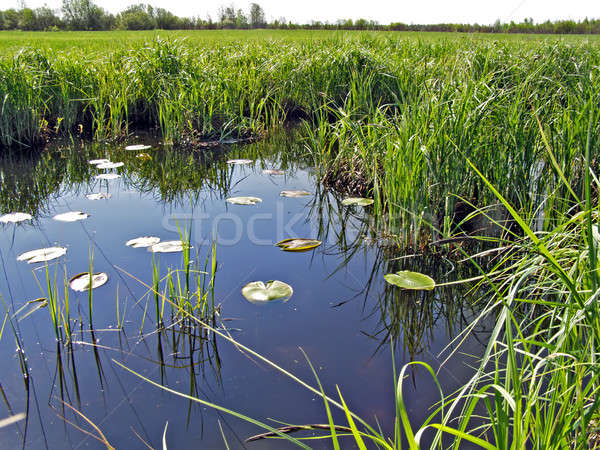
<box><xmin>0</xmin><ymin>130</ymin><xmax>489</xmax><ymax>449</ymax></box>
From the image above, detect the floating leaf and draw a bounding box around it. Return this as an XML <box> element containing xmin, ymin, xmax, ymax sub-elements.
<box><xmin>96</xmin><ymin>173</ymin><xmax>121</xmax><ymax>180</ymax></box>
<box><xmin>96</xmin><ymin>161</ymin><xmax>124</xmax><ymax>170</ymax></box>
<box><xmin>125</xmin><ymin>144</ymin><xmax>151</xmax><ymax>151</ymax></box>
<box><xmin>69</xmin><ymin>272</ymin><xmax>108</xmax><ymax>292</ymax></box>
<box><xmin>149</xmin><ymin>240</ymin><xmax>190</xmax><ymax>253</ymax></box>
<box><xmin>226</xmin><ymin>159</ymin><xmax>253</xmax><ymax>165</ymax></box>
<box><xmin>276</xmin><ymin>238</ymin><xmax>321</xmax><ymax>252</ymax></box>
<box><xmin>262</xmin><ymin>169</ymin><xmax>284</xmax><ymax>176</ymax></box>
<box><xmin>226</xmin><ymin>196</ymin><xmax>262</xmax><ymax>205</ymax></box>
<box><xmin>0</xmin><ymin>212</ymin><xmax>32</xmax><ymax>224</ymax></box>
<box><xmin>384</xmin><ymin>271</ymin><xmax>436</xmax><ymax>291</ymax></box>
<box><xmin>16</xmin><ymin>298</ymin><xmax>48</xmax><ymax>321</ymax></box>
<box><xmin>17</xmin><ymin>247</ymin><xmax>67</xmax><ymax>263</ymax></box>
<box><xmin>220</xmin><ymin>138</ymin><xmax>239</xmax><ymax>145</ymax></box>
<box><xmin>86</xmin><ymin>193</ymin><xmax>111</xmax><ymax>200</ymax></box>
<box><xmin>88</xmin><ymin>159</ymin><xmax>110</xmax><ymax>165</ymax></box>
<box><xmin>241</xmin><ymin>280</ymin><xmax>293</xmax><ymax>304</ymax></box>
<box><xmin>53</xmin><ymin>211</ymin><xmax>89</xmax><ymax>222</ymax></box>
<box><xmin>126</xmin><ymin>236</ymin><xmax>161</xmax><ymax>248</ymax></box>
<box><xmin>341</xmin><ymin>197</ymin><xmax>374</xmax><ymax>206</ymax></box>
<box><xmin>280</xmin><ymin>190</ymin><xmax>310</xmax><ymax>198</ymax></box>
<box><xmin>136</xmin><ymin>153</ymin><xmax>152</xmax><ymax>161</ymax></box>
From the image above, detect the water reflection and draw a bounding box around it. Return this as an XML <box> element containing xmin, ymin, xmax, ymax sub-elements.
<box><xmin>0</xmin><ymin>129</ymin><xmax>487</xmax><ymax>448</ymax></box>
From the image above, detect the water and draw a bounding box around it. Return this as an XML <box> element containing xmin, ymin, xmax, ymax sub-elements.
<box><xmin>0</xmin><ymin>130</ymin><xmax>489</xmax><ymax>449</ymax></box>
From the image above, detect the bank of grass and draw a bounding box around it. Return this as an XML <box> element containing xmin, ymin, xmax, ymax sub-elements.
<box><xmin>1</xmin><ymin>32</ymin><xmax>598</xmax><ymax>244</ymax></box>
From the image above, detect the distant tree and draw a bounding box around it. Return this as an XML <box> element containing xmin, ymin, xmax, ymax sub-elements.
<box><xmin>33</xmin><ymin>6</ymin><xmax>62</xmax><ymax>30</ymax></box>
<box><xmin>235</xmin><ymin>8</ymin><xmax>248</xmax><ymax>28</ymax></box>
<box><xmin>118</xmin><ymin>4</ymin><xmax>156</xmax><ymax>30</ymax></box>
<box><xmin>3</xmin><ymin>9</ymin><xmax>21</xmax><ymax>29</ymax></box>
<box><xmin>61</xmin><ymin>0</ymin><xmax>110</xmax><ymax>30</ymax></box>
<box><xmin>218</xmin><ymin>4</ymin><xmax>236</xmax><ymax>28</ymax></box>
<box><xmin>154</xmin><ymin>7</ymin><xmax>179</xmax><ymax>29</ymax></box>
<box><xmin>18</xmin><ymin>7</ymin><xmax>35</xmax><ymax>30</ymax></box>
<box><xmin>248</xmin><ymin>3</ymin><xmax>265</xmax><ymax>28</ymax></box>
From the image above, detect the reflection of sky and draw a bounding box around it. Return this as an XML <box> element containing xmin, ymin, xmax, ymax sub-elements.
<box><xmin>0</xmin><ymin>143</ymin><xmax>486</xmax><ymax>449</ymax></box>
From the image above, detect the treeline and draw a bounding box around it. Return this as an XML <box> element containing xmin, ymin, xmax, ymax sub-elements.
<box><xmin>1</xmin><ymin>0</ymin><xmax>599</xmax><ymax>34</ymax></box>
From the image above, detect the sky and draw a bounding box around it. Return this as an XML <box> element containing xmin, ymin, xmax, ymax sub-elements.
<box><xmin>3</xmin><ymin>0</ymin><xmax>599</xmax><ymax>25</ymax></box>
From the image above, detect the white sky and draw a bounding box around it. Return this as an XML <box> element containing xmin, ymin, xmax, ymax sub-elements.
<box><xmin>3</xmin><ymin>0</ymin><xmax>599</xmax><ymax>25</ymax></box>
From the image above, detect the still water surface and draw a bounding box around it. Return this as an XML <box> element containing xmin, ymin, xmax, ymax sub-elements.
<box><xmin>0</xmin><ymin>131</ymin><xmax>488</xmax><ymax>449</ymax></box>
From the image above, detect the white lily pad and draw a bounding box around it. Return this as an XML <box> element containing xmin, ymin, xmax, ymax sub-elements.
<box><xmin>136</xmin><ymin>153</ymin><xmax>152</xmax><ymax>161</ymax></box>
<box><xmin>226</xmin><ymin>159</ymin><xmax>253</xmax><ymax>165</ymax></box>
<box><xmin>17</xmin><ymin>247</ymin><xmax>67</xmax><ymax>263</ymax></box>
<box><xmin>125</xmin><ymin>144</ymin><xmax>151</xmax><ymax>151</ymax></box>
<box><xmin>280</xmin><ymin>190</ymin><xmax>311</xmax><ymax>198</ymax></box>
<box><xmin>96</xmin><ymin>173</ymin><xmax>121</xmax><ymax>180</ymax></box>
<box><xmin>384</xmin><ymin>271</ymin><xmax>436</xmax><ymax>291</ymax></box>
<box><xmin>342</xmin><ymin>197</ymin><xmax>374</xmax><ymax>206</ymax></box>
<box><xmin>241</xmin><ymin>280</ymin><xmax>293</xmax><ymax>304</ymax></box>
<box><xmin>262</xmin><ymin>169</ymin><xmax>285</xmax><ymax>176</ymax></box>
<box><xmin>69</xmin><ymin>272</ymin><xmax>108</xmax><ymax>292</ymax></box>
<box><xmin>86</xmin><ymin>193</ymin><xmax>112</xmax><ymax>200</ymax></box>
<box><xmin>88</xmin><ymin>159</ymin><xmax>110</xmax><ymax>165</ymax></box>
<box><xmin>276</xmin><ymin>238</ymin><xmax>321</xmax><ymax>252</ymax></box>
<box><xmin>96</xmin><ymin>161</ymin><xmax>124</xmax><ymax>170</ymax></box>
<box><xmin>226</xmin><ymin>196</ymin><xmax>262</xmax><ymax>205</ymax></box>
<box><xmin>126</xmin><ymin>236</ymin><xmax>161</xmax><ymax>248</ymax></box>
<box><xmin>0</xmin><ymin>212</ymin><xmax>32</xmax><ymax>223</ymax></box>
<box><xmin>149</xmin><ymin>240</ymin><xmax>190</xmax><ymax>253</ymax></box>
<box><xmin>53</xmin><ymin>211</ymin><xmax>89</xmax><ymax>222</ymax></box>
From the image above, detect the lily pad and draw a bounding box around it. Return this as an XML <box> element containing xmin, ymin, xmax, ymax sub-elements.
<box><xmin>96</xmin><ymin>173</ymin><xmax>121</xmax><ymax>180</ymax></box>
<box><xmin>280</xmin><ymin>190</ymin><xmax>311</xmax><ymax>198</ymax></box>
<box><xmin>276</xmin><ymin>238</ymin><xmax>321</xmax><ymax>252</ymax></box>
<box><xmin>384</xmin><ymin>271</ymin><xmax>436</xmax><ymax>291</ymax></box>
<box><xmin>226</xmin><ymin>159</ymin><xmax>253</xmax><ymax>165</ymax></box>
<box><xmin>125</xmin><ymin>144</ymin><xmax>151</xmax><ymax>151</ymax></box>
<box><xmin>86</xmin><ymin>193</ymin><xmax>111</xmax><ymax>200</ymax></box>
<box><xmin>341</xmin><ymin>197</ymin><xmax>374</xmax><ymax>206</ymax></box>
<box><xmin>17</xmin><ymin>247</ymin><xmax>67</xmax><ymax>263</ymax></box>
<box><xmin>226</xmin><ymin>196</ymin><xmax>262</xmax><ymax>205</ymax></box>
<box><xmin>241</xmin><ymin>280</ymin><xmax>293</xmax><ymax>304</ymax></box>
<box><xmin>96</xmin><ymin>161</ymin><xmax>124</xmax><ymax>170</ymax></box>
<box><xmin>89</xmin><ymin>159</ymin><xmax>110</xmax><ymax>165</ymax></box>
<box><xmin>149</xmin><ymin>240</ymin><xmax>190</xmax><ymax>253</ymax></box>
<box><xmin>0</xmin><ymin>212</ymin><xmax>32</xmax><ymax>224</ymax></box>
<box><xmin>126</xmin><ymin>236</ymin><xmax>161</xmax><ymax>248</ymax></box>
<box><xmin>53</xmin><ymin>211</ymin><xmax>89</xmax><ymax>222</ymax></box>
<box><xmin>136</xmin><ymin>153</ymin><xmax>152</xmax><ymax>161</ymax></box>
<box><xmin>262</xmin><ymin>169</ymin><xmax>285</xmax><ymax>176</ymax></box>
<box><xmin>69</xmin><ymin>272</ymin><xmax>108</xmax><ymax>292</ymax></box>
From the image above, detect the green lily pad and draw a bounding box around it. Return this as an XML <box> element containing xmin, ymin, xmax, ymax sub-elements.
<box><xmin>226</xmin><ymin>196</ymin><xmax>262</xmax><ymax>205</ymax></box>
<box><xmin>342</xmin><ymin>197</ymin><xmax>374</xmax><ymax>206</ymax></box>
<box><xmin>241</xmin><ymin>280</ymin><xmax>293</xmax><ymax>304</ymax></box>
<box><xmin>384</xmin><ymin>271</ymin><xmax>436</xmax><ymax>290</ymax></box>
<box><xmin>276</xmin><ymin>238</ymin><xmax>322</xmax><ymax>252</ymax></box>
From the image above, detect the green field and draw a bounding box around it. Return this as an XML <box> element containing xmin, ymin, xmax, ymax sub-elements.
<box><xmin>1</xmin><ymin>30</ymin><xmax>600</xmax><ymax>447</ymax></box>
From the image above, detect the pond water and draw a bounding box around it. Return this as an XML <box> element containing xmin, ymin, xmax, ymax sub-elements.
<box><xmin>0</xmin><ymin>130</ymin><xmax>490</xmax><ymax>449</ymax></box>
